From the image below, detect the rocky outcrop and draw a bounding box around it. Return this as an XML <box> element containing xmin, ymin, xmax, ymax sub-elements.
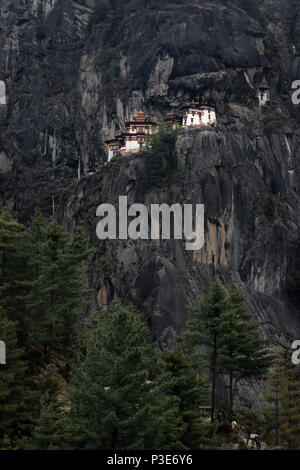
<box><xmin>45</xmin><ymin>122</ymin><xmax>300</xmax><ymax>350</ymax></box>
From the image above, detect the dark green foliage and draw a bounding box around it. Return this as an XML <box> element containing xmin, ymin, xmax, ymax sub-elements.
<box><xmin>158</xmin><ymin>349</ymin><xmax>212</xmax><ymax>449</ymax></box>
<box><xmin>0</xmin><ymin>207</ymin><xmax>279</xmax><ymax>450</ymax></box>
<box><xmin>219</xmin><ymin>283</ymin><xmax>272</xmax><ymax>405</ymax></box>
<box><xmin>0</xmin><ymin>309</ymin><xmax>29</xmax><ymax>448</ymax></box>
<box><xmin>96</xmin><ymin>255</ymin><xmax>113</xmax><ymax>274</ymax></box>
<box><xmin>217</xmin><ymin>401</ymin><xmax>235</xmax><ymax>428</ymax></box>
<box><xmin>143</xmin><ymin>123</ymin><xmax>179</xmax><ymax>187</ymax></box>
<box><xmin>0</xmin><ymin>207</ymin><xmax>94</xmax><ymax>447</ymax></box>
<box><xmin>263</xmin><ymin>350</ymin><xmax>300</xmax><ymax>449</ymax></box>
<box><xmin>183</xmin><ymin>279</ymin><xmax>227</xmax><ymax>422</ymax></box>
<box><xmin>26</xmin><ymin>220</ymin><xmax>92</xmax><ymax>363</ymax></box>
<box><xmin>20</xmin><ymin>367</ymin><xmax>72</xmax><ymax>450</ymax></box>
<box><xmin>183</xmin><ymin>280</ymin><xmax>272</xmax><ymax>421</ymax></box>
<box><xmin>22</xmin><ymin>401</ymin><xmax>72</xmax><ymax>450</ymax></box>
<box><xmin>0</xmin><ymin>208</ymin><xmax>28</xmax><ymax>332</ymax></box>
<box><xmin>0</xmin><ymin>207</ymin><xmax>92</xmax><ymax>365</ymax></box>
<box><xmin>68</xmin><ymin>303</ymin><xmax>180</xmax><ymax>450</ymax></box>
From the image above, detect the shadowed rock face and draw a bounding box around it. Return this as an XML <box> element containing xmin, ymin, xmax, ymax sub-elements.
<box><xmin>1</xmin><ymin>0</ymin><xmax>297</xmax><ymax>172</ymax></box>
<box><xmin>0</xmin><ymin>0</ymin><xmax>300</xmax><ymax>392</ymax></box>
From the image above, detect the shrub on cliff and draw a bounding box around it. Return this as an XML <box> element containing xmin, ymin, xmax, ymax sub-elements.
<box><xmin>143</xmin><ymin>123</ymin><xmax>179</xmax><ymax>187</ymax></box>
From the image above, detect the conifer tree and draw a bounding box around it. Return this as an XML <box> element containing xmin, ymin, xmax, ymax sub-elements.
<box><xmin>24</xmin><ymin>401</ymin><xmax>72</xmax><ymax>450</ymax></box>
<box><xmin>69</xmin><ymin>303</ymin><xmax>179</xmax><ymax>450</ymax></box>
<box><xmin>263</xmin><ymin>350</ymin><xmax>300</xmax><ymax>449</ymax></box>
<box><xmin>63</xmin><ymin>226</ymin><xmax>93</xmax><ymax>365</ymax></box>
<box><xmin>158</xmin><ymin>348</ymin><xmax>211</xmax><ymax>449</ymax></box>
<box><xmin>26</xmin><ymin>220</ymin><xmax>91</xmax><ymax>363</ymax></box>
<box><xmin>0</xmin><ymin>308</ymin><xmax>29</xmax><ymax>447</ymax></box>
<box><xmin>263</xmin><ymin>357</ymin><xmax>281</xmax><ymax>447</ymax></box>
<box><xmin>183</xmin><ymin>279</ymin><xmax>227</xmax><ymax>423</ymax></box>
<box><xmin>21</xmin><ymin>208</ymin><xmax>49</xmax><ymax>364</ymax></box>
<box><xmin>0</xmin><ymin>208</ymin><xmax>28</xmax><ymax>334</ymax></box>
<box><xmin>184</xmin><ymin>279</ymin><xmax>272</xmax><ymax>422</ymax></box>
<box><xmin>24</xmin><ymin>208</ymin><xmax>48</xmax><ymax>280</ymax></box>
<box><xmin>0</xmin><ymin>209</ymin><xmax>93</xmax><ymax>446</ymax></box>
<box><xmin>220</xmin><ymin>283</ymin><xmax>272</xmax><ymax>408</ymax></box>
<box><xmin>20</xmin><ymin>366</ymin><xmax>73</xmax><ymax>450</ymax></box>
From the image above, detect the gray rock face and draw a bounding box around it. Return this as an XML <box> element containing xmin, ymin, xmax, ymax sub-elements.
<box><xmin>0</xmin><ymin>0</ymin><xmax>300</xmax><ymax>363</ymax></box>
<box><xmin>50</xmin><ymin>122</ymin><xmax>300</xmax><ymax>350</ymax></box>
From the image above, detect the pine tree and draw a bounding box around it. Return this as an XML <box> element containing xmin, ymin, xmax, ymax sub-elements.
<box><xmin>63</xmin><ymin>226</ymin><xmax>93</xmax><ymax>365</ymax></box>
<box><xmin>183</xmin><ymin>279</ymin><xmax>227</xmax><ymax>423</ymax></box>
<box><xmin>24</xmin><ymin>401</ymin><xmax>72</xmax><ymax>450</ymax></box>
<box><xmin>26</xmin><ymin>220</ymin><xmax>91</xmax><ymax>363</ymax></box>
<box><xmin>0</xmin><ymin>210</ymin><xmax>93</xmax><ymax>446</ymax></box>
<box><xmin>263</xmin><ymin>358</ymin><xmax>281</xmax><ymax>447</ymax></box>
<box><xmin>0</xmin><ymin>208</ymin><xmax>28</xmax><ymax>335</ymax></box>
<box><xmin>264</xmin><ymin>350</ymin><xmax>300</xmax><ymax>449</ymax></box>
<box><xmin>24</xmin><ymin>208</ymin><xmax>48</xmax><ymax>280</ymax></box>
<box><xmin>0</xmin><ymin>308</ymin><xmax>29</xmax><ymax>447</ymax></box>
<box><xmin>20</xmin><ymin>209</ymin><xmax>49</xmax><ymax>365</ymax></box>
<box><xmin>20</xmin><ymin>366</ymin><xmax>73</xmax><ymax>450</ymax></box>
<box><xmin>68</xmin><ymin>303</ymin><xmax>179</xmax><ymax>450</ymax></box>
<box><xmin>183</xmin><ymin>280</ymin><xmax>272</xmax><ymax>422</ymax></box>
<box><xmin>158</xmin><ymin>348</ymin><xmax>211</xmax><ymax>449</ymax></box>
<box><xmin>220</xmin><ymin>283</ymin><xmax>272</xmax><ymax>408</ymax></box>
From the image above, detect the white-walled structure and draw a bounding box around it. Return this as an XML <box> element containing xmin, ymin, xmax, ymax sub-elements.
<box><xmin>122</xmin><ymin>136</ymin><xmax>142</xmax><ymax>154</ymax></box>
<box><xmin>258</xmin><ymin>88</ymin><xmax>270</xmax><ymax>107</ymax></box>
<box><xmin>182</xmin><ymin>106</ymin><xmax>216</xmax><ymax>127</ymax></box>
<box><xmin>106</xmin><ymin>138</ymin><xmax>123</xmax><ymax>162</ymax></box>
<box><xmin>0</xmin><ymin>81</ymin><xmax>6</xmax><ymax>105</ymax></box>
<box><xmin>105</xmin><ymin>106</ymin><xmax>217</xmax><ymax>162</ymax></box>
<box><xmin>105</xmin><ymin>112</ymin><xmax>157</xmax><ymax>161</ymax></box>
<box><xmin>258</xmin><ymin>78</ymin><xmax>270</xmax><ymax>107</ymax></box>
<box><xmin>108</xmin><ymin>148</ymin><xmax>115</xmax><ymax>162</ymax></box>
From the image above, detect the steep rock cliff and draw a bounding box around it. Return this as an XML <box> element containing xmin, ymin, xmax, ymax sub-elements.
<box><xmin>0</xmin><ymin>1</ymin><xmax>300</xmax><ymax>395</ymax></box>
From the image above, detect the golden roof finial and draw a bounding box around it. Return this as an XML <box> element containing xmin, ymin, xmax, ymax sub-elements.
<box><xmin>188</xmin><ymin>100</ymin><xmax>200</xmax><ymax>108</ymax></box>
<box><xmin>133</xmin><ymin>111</ymin><xmax>149</xmax><ymax>122</ymax></box>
